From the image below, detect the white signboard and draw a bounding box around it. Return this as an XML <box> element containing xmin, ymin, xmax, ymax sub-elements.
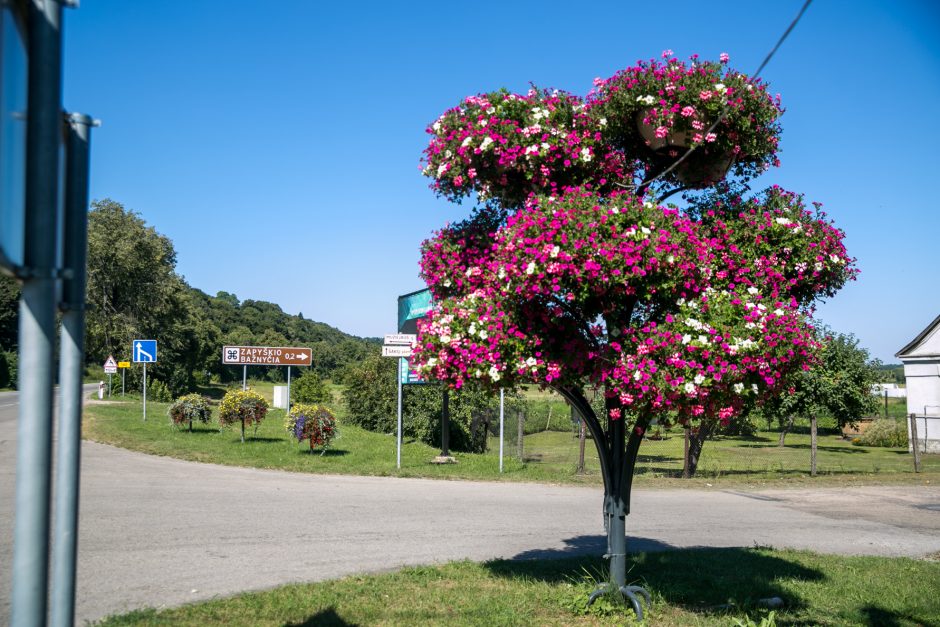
<box><xmin>382</xmin><ymin>345</ymin><xmax>413</xmax><ymax>358</ymax></box>
<box><xmin>384</xmin><ymin>334</ymin><xmax>416</xmax><ymax>345</ymax></box>
<box><xmin>103</xmin><ymin>355</ymin><xmax>118</xmax><ymax>374</ymax></box>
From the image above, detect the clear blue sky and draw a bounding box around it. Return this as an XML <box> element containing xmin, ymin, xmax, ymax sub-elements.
<box><xmin>62</xmin><ymin>1</ymin><xmax>940</xmax><ymax>363</ymax></box>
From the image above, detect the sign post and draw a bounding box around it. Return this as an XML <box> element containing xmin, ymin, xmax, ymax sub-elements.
<box><xmin>383</xmin><ymin>334</ymin><xmax>417</xmax><ymax>469</ymax></box>
<box><xmin>103</xmin><ymin>355</ymin><xmax>117</xmax><ymax>398</ymax></box>
<box><xmin>133</xmin><ymin>340</ymin><xmax>157</xmax><ymax>420</ymax></box>
<box><xmin>221</xmin><ymin>347</ymin><xmax>312</xmax><ymax>404</ymax></box>
<box><xmin>118</xmin><ymin>361</ymin><xmax>130</xmax><ymax>396</ymax></box>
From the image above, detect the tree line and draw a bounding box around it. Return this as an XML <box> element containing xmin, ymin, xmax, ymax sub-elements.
<box><xmin>0</xmin><ymin>199</ymin><xmax>378</xmax><ymax>393</ymax></box>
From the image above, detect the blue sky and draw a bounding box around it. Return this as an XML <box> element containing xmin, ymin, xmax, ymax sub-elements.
<box><xmin>62</xmin><ymin>1</ymin><xmax>940</xmax><ymax>363</ymax></box>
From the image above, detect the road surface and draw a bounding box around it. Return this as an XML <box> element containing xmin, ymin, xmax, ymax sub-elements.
<box><xmin>1</xmin><ymin>390</ymin><xmax>938</xmax><ymax>623</ymax></box>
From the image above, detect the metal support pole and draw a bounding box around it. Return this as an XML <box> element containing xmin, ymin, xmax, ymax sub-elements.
<box><xmin>121</xmin><ymin>369</ymin><xmax>125</xmax><ymax>396</ymax></box>
<box><xmin>107</xmin><ymin>373</ymin><xmax>112</xmax><ymax>398</ymax></box>
<box><xmin>286</xmin><ymin>366</ymin><xmax>291</xmax><ymax>414</ymax></box>
<box><xmin>498</xmin><ymin>388</ymin><xmax>504</xmax><ymax>473</ymax></box>
<box><xmin>441</xmin><ymin>388</ymin><xmax>450</xmax><ymax>457</ymax></box>
<box><xmin>910</xmin><ymin>413</ymin><xmax>921</xmax><ymax>473</ymax></box>
<box><xmin>242</xmin><ymin>365</ymin><xmax>246</xmax><ymax>391</ymax></box>
<box><xmin>51</xmin><ymin>112</ymin><xmax>95</xmax><ymax>627</ymax></box>
<box><xmin>396</xmin><ymin>359</ymin><xmax>403</xmax><ymax>469</ymax></box>
<box><xmin>142</xmin><ymin>363</ymin><xmax>147</xmax><ymax>421</ymax></box>
<box><xmin>12</xmin><ymin>1</ymin><xmax>64</xmax><ymax>624</ymax></box>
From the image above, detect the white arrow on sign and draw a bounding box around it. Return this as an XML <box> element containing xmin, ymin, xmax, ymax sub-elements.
<box><xmin>384</xmin><ymin>334</ymin><xmax>417</xmax><ymax>345</ymax></box>
<box><xmin>382</xmin><ymin>345</ymin><xmax>413</xmax><ymax>358</ymax></box>
<box><xmin>135</xmin><ymin>342</ymin><xmax>154</xmax><ymax>363</ymax></box>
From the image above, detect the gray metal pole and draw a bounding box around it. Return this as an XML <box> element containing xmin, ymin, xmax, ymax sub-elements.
<box><xmin>50</xmin><ymin>112</ymin><xmax>95</xmax><ymax>627</ymax></box>
<box><xmin>143</xmin><ymin>363</ymin><xmax>147</xmax><ymax>421</ymax></box>
<box><xmin>498</xmin><ymin>388</ymin><xmax>504</xmax><ymax>473</ymax></box>
<box><xmin>12</xmin><ymin>2</ymin><xmax>64</xmax><ymax>624</ymax></box>
<box><xmin>242</xmin><ymin>365</ymin><xmax>246</xmax><ymax>391</ymax></box>
<box><xmin>121</xmin><ymin>368</ymin><xmax>125</xmax><ymax>396</ymax></box>
<box><xmin>286</xmin><ymin>366</ymin><xmax>291</xmax><ymax>414</ymax></box>
<box><xmin>396</xmin><ymin>358</ymin><xmax>403</xmax><ymax>469</ymax></box>
<box><xmin>107</xmin><ymin>373</ymin><xmax>112</xmax><ymax>398</ymax></box>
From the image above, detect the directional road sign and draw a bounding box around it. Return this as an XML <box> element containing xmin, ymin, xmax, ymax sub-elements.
<box><xmin>384</xmin><ymin>334</ymin><xmax>416</xmax><ymax>346</ymax></box>
<box><xmin>222</xmin><ymin>346</ymin><xmax>312</xmax><ymax>366</ymax></box>
<box><xmin>132</xmin><ymin>340</ymin><xmax>157</xmax><ymax>363</ymax></box>
<box><xmin>103</xmin><ymin>355</ymin><xmax>118</xmax><ymax>374</ymax></box>
<box><xmin>382</xmin><ymin>345</ymin><xmax>412</xmax><ymax>358</ymax></box>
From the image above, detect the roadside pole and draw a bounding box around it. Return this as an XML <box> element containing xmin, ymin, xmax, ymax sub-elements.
<box><xmin>142</xmin><ymin>363</ymin><xmax>147</xmax><ymax>421</ymax></box>
<box><xmin>242</xmin><ymin>365</ymin><xmax>247</xmax><ymax>391</ymax></box>
<box><xmin>107</xmin><ymin>373</ymin><xmax>112</xmax><ymax>398</ymax></box>
<box><xmin>286</xmin><ymin>366</ymin><xmax>292</xmax><ymax>414</ymax></box>
<box><xmin>121</xmin><ymin>369</ymin><xmax>125</xmax><ymax>396</ymax></box>
<box><xmin>499</xmin><ymin>388</ymin><xmax>504</xmax><ymax>473</ymax></box>
<box><xmin>397</xmin><ymin>358</ymin><xmax>403</xmax><ymax>469</ymax></box>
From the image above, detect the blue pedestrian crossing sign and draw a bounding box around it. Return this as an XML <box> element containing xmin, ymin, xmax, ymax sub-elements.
<box><xmin>133</xmin><ymin>339</ymin><xmax>158</xmax><ymax>363</ymax></box>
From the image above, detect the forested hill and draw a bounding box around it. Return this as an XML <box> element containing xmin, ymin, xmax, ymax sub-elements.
<box><xmin>0</xmin><ymin>200</ymin><xmax>381</xmax><ymax>393</ymax></box>
<box><xmin>188</xmin><ymin>288</ymin><xmax>379</xmax><ymax>383</ymax></box>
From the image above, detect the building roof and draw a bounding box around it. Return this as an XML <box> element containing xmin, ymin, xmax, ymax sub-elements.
<box><xmin>896</xmin><ymin>314</ymin><xmax>940</xmax><ymax>359</ymax></box>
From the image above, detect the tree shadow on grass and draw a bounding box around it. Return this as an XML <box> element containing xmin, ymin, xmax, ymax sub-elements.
<box><xmin>295</xmin><ymin>448</ymin><xmax>349</xmax><ymax>457</ymax></box>
<box><xmin>736</xmin><ymin>443</ymin><xmax>869</xmax><ymax>454</ymax></box>
<box><xmin>485</xmin><ymin>538</ymin><xmax>822</xmax><ymax>617</ymax></box>
<box><xmin>859</xmin><ymin>604</ymin><xmax>938</xmax><ymax>627</ymax></box>
<box><xmin>285</xmin><ymin>606</ymin><xmax>358</xmax><ymax>626</ymax></box>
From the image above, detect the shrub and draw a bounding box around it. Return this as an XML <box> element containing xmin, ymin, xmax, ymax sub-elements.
<box><xmin>853</xmin><ymin>419</ymin><xmax>907</xmax><ymax>448</ymax></box>
<box><xmin>285</xmin><ymin>403</ymin><xmax>337</xmax><ymax>453</ymax></box>
<box><xmin>219</xmin><ymin>388</ymin><xmax>269</xmax><ymax>442</ymax></box>
<box><xmin>291</xmin><ymin>370</ymin><xmax>332</xmax><ymax>404</ymax></box>
<box><xmin>148</xmin><ymin>378</ymin><xmax>172</xmax><ymax>403</ymax></box>
<box><xmin>168</xmin><ymin>394</ymin><xmax>213</xmax><ymax>430</ymax></box>
<box><xmin>0</xmin><ymin>350</ymin><xmax>16</xmax><ymax>389</ymax></box>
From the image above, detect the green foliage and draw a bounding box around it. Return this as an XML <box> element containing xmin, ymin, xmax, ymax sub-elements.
<box><xmin>0</xmin><ymin>350</ymin><xmax>16</xmax><ymax>389</ymax></box>
<box><xmin>714</xmin><ymin>411</ymin><xmax>759</xmax><ymax>437</ymax></box>
<box><xmin>291</xmin><ymin>369</ymin><xmax>332</xmax><ymax>404</ymax></box>
<box><xmin>218</xmin><ymin>388</ymin><xmax>268</xmax><ymax>427</ymax></box>
<box><xmin>343</xmin><ymin>355</ymin><xmax>521</xmax><ymax>453</ymax></box>
<box><xmin>732</xmin><ymin>611</ymin><xmax>777</xmax><ymax>627</ymax></box>
<box><xmin>0</xmin><ymin>274</ymin><xmax>19</xmax><ymax>352</ymax></box>
<box><xmin>763</xmin><ymin>329</ymin><xmax>881</xmax><ymax>428</ymax></box>
<box><xmin>285</xmin><ymin>403</ymin><xmax>337</xmax><ymax>453</ymax></box>
<box><xmin>167</xmin><ymin>393</ymin><xmax>213</xmax><ymax>427</ymax></box>
<box><xmin>853</xmin><ymin>419</ymin><xmax>908</xmax><ymax>448</ymax></box>
<box><xmin>147</xmin><ymin>379</ymin><xmax>172</xmax><ymax>403</ymax></box>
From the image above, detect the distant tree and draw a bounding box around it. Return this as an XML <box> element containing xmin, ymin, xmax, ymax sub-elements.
<box><xmin>764</xmin><ymin>329</ymin><xmax>881</xmax><ymax>447</ymax></box>
<box><xmin>291</xmin><ymin>369</ymin><xmax>332</xmax><ymax>404</ymax></box>
<box><xmin>0</xmin><ymin>274</ymin><xmax>19</xmax><ymax>352</ymax></box>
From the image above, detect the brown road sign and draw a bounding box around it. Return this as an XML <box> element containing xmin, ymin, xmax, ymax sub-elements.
<box><xmin>222</xmin><ymin>346</ymin><xmax>313</xmax><ymax>366</ymax></box>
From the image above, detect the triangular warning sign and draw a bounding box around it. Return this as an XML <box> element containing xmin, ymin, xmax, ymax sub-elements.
<box><xmin>104</xmin><ymin>355</ymin><xmax>117</xmax><ymax>368</ymax></box>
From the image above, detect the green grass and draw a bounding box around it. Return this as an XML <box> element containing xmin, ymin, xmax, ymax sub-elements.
<box><xmin>94</xmin><ymin>548</ymin><xmax>940</xmax><ymax>626</ymax></box>
<box><xmin>83</xmin><ymin>387</ymin><xmax>940</xmax><ymax>488</ymax></box>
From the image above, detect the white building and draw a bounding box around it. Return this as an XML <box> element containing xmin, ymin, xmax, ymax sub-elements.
<box><xmin>871</xmin><ymin>383</ymin><xmax>907</xmax><ymax>399</ymax></box>
<box><xmin>896</xmin><ymin>315</ymin><xmax>940</xmax><ymax>453</ymax></box>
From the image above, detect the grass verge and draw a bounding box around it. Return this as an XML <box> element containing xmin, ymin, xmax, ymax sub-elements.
<box><xmin>83</xmin><ymin>393</ymin><xmax>939</xmax><ymax>488</ymax></box>
<box><xmin>94</xmin><ymin>548</ymin><xmax>940</xmax><ymax>626</ymax></box>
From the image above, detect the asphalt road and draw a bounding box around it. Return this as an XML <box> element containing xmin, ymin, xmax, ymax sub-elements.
<box><xmin>1</xmin><ymin>391</ymin><xmax>938</xmax><ymax>624</ymax></box>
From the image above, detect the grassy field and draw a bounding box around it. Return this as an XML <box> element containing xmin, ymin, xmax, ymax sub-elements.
<box><xmin>83</xmin><ymin>384</ymin><xmax>939</xmax><ymax>488</ymax></box>
<box><xmin>95</xmin><ymin>548</ymin><xmax>940</xmax><ymax>626</ymax></box>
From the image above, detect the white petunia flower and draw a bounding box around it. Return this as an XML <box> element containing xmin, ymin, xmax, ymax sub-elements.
<box><xmin>526</xmin><ymin>261</ymin><xmax>536</xmax><ymax>275</ymax></box>
<box><xmin>693</xmin><ymin>374</ymin><xmax>705</xmax><ymax>385</ymax></box>
<box><xmin>684</xmin><ymin>382</ymin><xmax>696</xmax><ymax>395</ymax></box>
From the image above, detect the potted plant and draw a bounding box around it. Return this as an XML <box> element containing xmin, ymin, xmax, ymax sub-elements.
<box><xmin>587</xmin><ymin>51</ymin><xmax>783</xmax><ymax>188</ymax></box>
<box><xmin>218</xmin><ymin>388</ymin><xmax>268</xmax><ymax>443</ymax></box>
<box><xmin>285</xmin><ymin>403</ymin><xmax>337</xmax><ymax>454</ymax></box>
<box><xmin>168</xmin><ymin>393</ymin><xmax>213</xmax><ymax>431</ymax></box>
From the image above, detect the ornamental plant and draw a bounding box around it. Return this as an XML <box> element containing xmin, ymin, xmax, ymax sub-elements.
<box><xmin>587</xmin><ymin>51</ymin><xmax>783</xmax><ymax>187</ymax></box>
<box><xmin>285</xmin><ymin>403</ymin><xmax>337</xmax><ymax>454</ymax></box>
<box><xmin>218</xmin><ymin>388</ymin><xmax>269</xmax><ymax>443</ymax></box>
<box><xmin>415</xmin><ymin>52</ymin><xmax>855</xmax><ymax>605</ymax></box>
<box><xmin>167</xmin><ymin>393</ymin><xmax>212</xmax><ymax>431</ymax></box>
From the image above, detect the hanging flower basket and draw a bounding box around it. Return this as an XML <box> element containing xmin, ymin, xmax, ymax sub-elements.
<box><xmin>588</xmin><ymin>51</ymin><xmax>783</xmax><ymax>186</ymax></box>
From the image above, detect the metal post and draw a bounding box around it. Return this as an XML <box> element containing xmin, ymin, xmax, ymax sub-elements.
<box><xmin>286</xmin><ymin>366</ymin><xmax>291</xmax><ymax>413</ymax></box>
<box><xmin>810</xmin><ymin>414</ymin><xmax>818</xmax><ymax>477</ymax></box>
<box><xmin>50</xmin><ymin>112</ymin><xmax>95</xmax><ymax>627</ymax></box>
<box><xmin>12</xmin><ymin>1</ymin><xmax>64</xmax><ymax>624</ymax></box>
<box><xmin>142</xmin><ymin>363</ymin><xmax>147</xmax><ymax>421</ymax></box>
<box><xmin>121</xmin><ymin>368</ymin><xmax>125</xmax><ymax>396</ymax></box>
<box><xmin>498</xmin><ymin>388</ymin><xmax>504</xmax><ymax>473</ymax></box>
<box><xmin>910</xmin><ymin>413</ymin><xmax>921</xmax><ymax>473</ymax></box>
<box><xmin>441</xmin><ymin>389</ymin><xmax>450</xmax><ymax>457</ymax></box>
<box><xmin>396</xmin><ymin>358</ymin><xmax>403</xmax><ymax>469</ymax></box>
<box><xmin>242</xmin><ymin>365</ymin><xmax>246</xmax><ymax>391</ymax></box>
<box><xmin>884</xmin><ymin>389</ymin><xmax>888</xmax><ymax>419</ymax></box>
<box><xmin>107</xmin><ymin>373</ymin><xmax>112</xmax><ymax>398</ymax></box>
